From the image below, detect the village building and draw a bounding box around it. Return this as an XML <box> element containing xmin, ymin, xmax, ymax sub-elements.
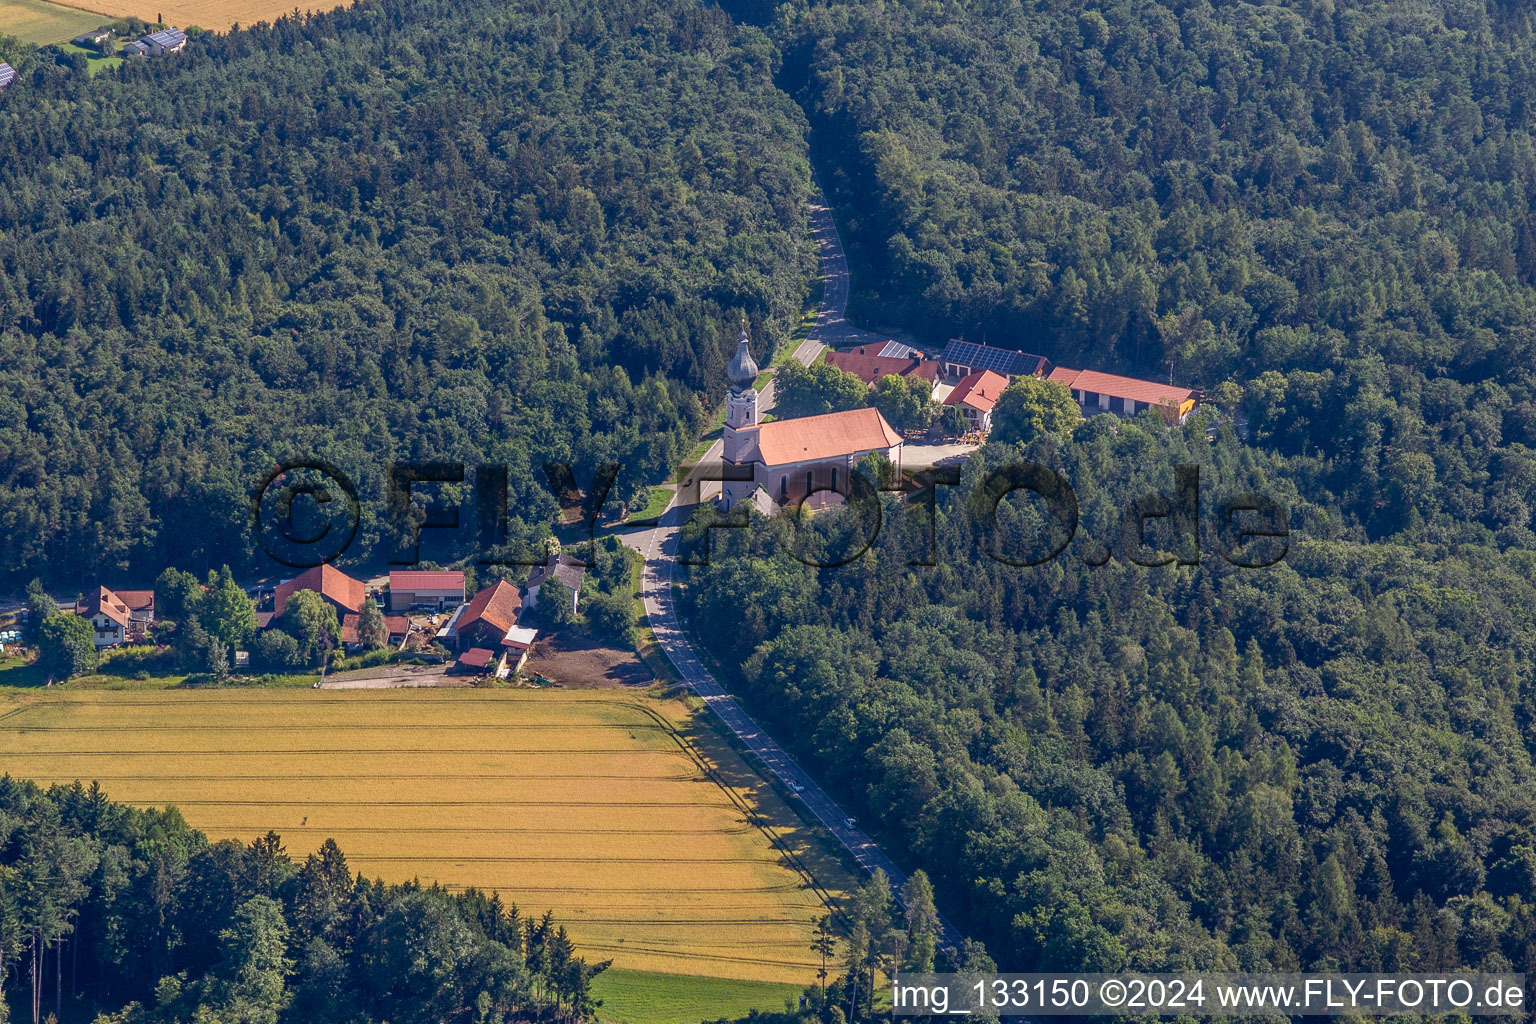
<box><xmin>822</xmin><ymin>347</ymin><xmax>941</xmax><ymax>392</ymax></box>
<box><xmin>1047</xmin><ymin>367</ymin><xmax>1199</xmax><ymax>424</ymax></box>
<box><xmin>502</xmin><ymin>625</ymin><xmax>537</xmax><ymax>674</ymax></box>
<box><xmin>940</xmin><ymin>340</ymin><xmax>1051</xmax><ymax>383</ymax></box>
<box><xmin>0</xmin><ymin>64</ymin><xmax>16</xmax><ymax>90</ymax></box>
<box><xmin>523</xmin><ymin>552</ymin><xmax>585</xmax><ymax>615</ymax></box>
<box><xmin>72</xmin><ymin>29</ymin><xmax>112</xmax><ymax>48</ymax></box>
<box><xmin>943</xmin><ymin>370</ymin><xmax>1009</xmax><ymax>434</ymax></box>
<box><xmin>138</xmin><ymin>28</ymin><xmax>188</xmax><ymax>56</ymax></box>
<box><xmin>387</xmin><ymin>570</ymin><xmax>465</xmax><ymax>612</ymax></box>
<box><xmin>452</xmin><ymin>647</ymin><xmax>500</xmax><ymax>676</ymax></box>
<box><xmin>339</xmin><ymin>613</ymin><xmax>411</xmax><ymax>651</ymax></box>
<box><xmin>721</xmin><ymin>325</ymin><xmax>904</xmax><ymax>510</ymax></box>
<box><xmin>441</xmin><ymin>580</ymin><xmax>522</xmax><ymax>651</ymax></box>
<box><xmin>79</xmin><ymin>586</ymin><xmax>155</xmax><ymax>648</ymax></box>
<box><xmin>272</xmin><ymin>564</ymin><xmax>365</xmax><ymax>618</ymax></box>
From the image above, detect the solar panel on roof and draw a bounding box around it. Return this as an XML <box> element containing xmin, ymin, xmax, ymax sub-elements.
<box><xmin>877</xmin><ymin>340</ymin><xmax>919</xmax><ymax>359</ymax></box>
<box><xmin>0</xmin><ymin>64</ymin><xmax>16</xmax><ymax>88</ymax></box>
<box><xmin>942</xmin><ymin>340</ymin><xmax>1046</xmax><ymax>376</ymax></box>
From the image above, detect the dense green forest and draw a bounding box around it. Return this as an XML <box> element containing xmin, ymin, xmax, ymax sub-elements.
<box><xmin>684</xmin><ymin>416</ymin><xmax>1536</xmax><ymax>989</ymax></box>
<box><xmin>0</xmin><ymin>0</ymin><xmax>814</xmax><ymax>587</ymax></box>
<box><xmin>0</xmin><ymin>776</ymin><xmax>604</xmax><ymax>1024</ymax></box>
<box><xmin>674</xmin><ymin>1</ymin><xmax>1536</xmax><ymax>985</ymax></box>
<box><xmin>775</xmin><ymin>0</ymin><xmax>1536</xmax><ymax>545</ymax></box>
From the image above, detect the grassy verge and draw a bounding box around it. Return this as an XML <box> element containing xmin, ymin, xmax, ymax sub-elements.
<box><xmin>593</xmin><ymin>968</ymin><xmax>802</xmax><ymax>1024</ymax></box>
<box><xmin>629</xmin><ymin>485</ymin><xmax>673</xmax><ymax>523</ymax></box>
<box><xmin>628</xmin><ymin>557</ymin><xmax>680</xmax><ymax>686</ymax></box>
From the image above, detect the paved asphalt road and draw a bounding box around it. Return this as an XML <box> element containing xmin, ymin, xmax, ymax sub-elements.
<box><xmin>621</xmin><ymin>181</ymin><xmax>965</xmax><ymax>951</ymax></box>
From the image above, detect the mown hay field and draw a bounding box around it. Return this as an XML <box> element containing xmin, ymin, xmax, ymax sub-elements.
<box><xmin>1</xmin><ymin>0</ymin><xmax>107</xmax><ymax>44</ymax></box>
<box><xmin>0</xmin><ymin>689</ymin><xmax>852</xmax><ymax>986</ymax></box>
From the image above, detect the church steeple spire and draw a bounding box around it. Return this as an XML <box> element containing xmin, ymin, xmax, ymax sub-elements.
<box><xmin>727</xmin><ymin>317</ymin><xmax>759</xmax><ymax>392</ymax></box>
<box><xmin>721</xmin><ymin>317</ymin><xmax>761</xmax><ymax>509</ymax></box>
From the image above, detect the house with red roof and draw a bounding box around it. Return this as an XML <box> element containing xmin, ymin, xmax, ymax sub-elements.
<box><xmin>272</xmin><ymin>564</ymin><xmax>365</xmax><ymax>618</ymax></box>
<box><xmin>822</xmin><ymin>347</ymin><xmax>941</xmax><ymax>392</ymax></box>
<box><xmin>943</xmin><ymin>370</ymin><xmax>1009</xmax><ymax>433</ymax></box>
<box><xmin>78</xmin><ymin>586</ymin><xmax>155</xmax><ymax>648</ymax></box>
<box><xmin>387</xmin><ymin>570</ymin><xmax>465</xmax><ymax>613</ymax></box>
<box><xmin>1047</xmin><ymin>367</ymin><xmax>1199</xmax><ymax>424</ymax></box>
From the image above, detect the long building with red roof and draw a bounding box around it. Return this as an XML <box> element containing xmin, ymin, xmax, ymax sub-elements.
<box><xmin>1047</xmin><ymin>367</ymin><xmax>1199</xmax><ymax>424</ymax></box>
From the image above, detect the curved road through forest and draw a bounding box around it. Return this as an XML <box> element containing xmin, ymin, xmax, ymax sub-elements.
<box><xmin>621</xmin><ymin>182</ymin><xmax>964</xmax><ymax>951</ymax></box>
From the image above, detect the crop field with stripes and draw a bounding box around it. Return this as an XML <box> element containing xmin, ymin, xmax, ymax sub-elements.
<box><xmin>0</xmin><ymin>689</ymin><xmax>851</xmax><ymax>986</ymax></box>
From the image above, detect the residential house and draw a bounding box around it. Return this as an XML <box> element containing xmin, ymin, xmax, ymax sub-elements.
<box><xmin>0</xmin><ymin>64</ymin><xmax>16</xmax><ymax>90</ymax></box>
<box><xmin>523</xmin><ymin>553</ymin><xmax>585</xmax><ymax>615</ymax></box>
<box><xmin>822</xmin><ymin>347</ymin><xmax>941</xmax><ymax>393</ymax></box>
<box><xmin>943</xmin><ymin>370</ymin><xmax>1009</xmax><ymax>433</ymax></box>
<box><xmin>1047</xmin><ymin>367</ymin><xmax>1199</xmax><ymax>424</ymax></box>
<box><xmin>387</xmin><ymin>570</ymin><xmax>465</xmax><ymax>612</ymax></box>
<box><xmin>72</xmin><ymin>29</ymin><xmax>112</xmax><ymax>48</ymax></box>
<box><xmin>272</xmin><ymin>564</ymin><xmax>365</xmax><ymax>619</ymax></box>
<box><xmin>720</xmin><ymin>325</ymin><xmax>904</xmax><ymax>510</ymax></box>
<box><xmin>940</xmin><ymin>340</ymin><xmax>1051</xmax><ymax>383</ymax></box>
<box><xmin>76</xmin><ymin>586</ymin><xmax>154</xmax><ymax>648</ymax></box>
<box><xmin>139</xmin><ymin>28</ymin><xmax>188</xmax><ymax>56</ymax></box>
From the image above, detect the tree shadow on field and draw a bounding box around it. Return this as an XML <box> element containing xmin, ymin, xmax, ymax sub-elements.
<box><xmin>672</xmin><ymin>711</ymin><xmax>859</xmax><ymax>925</ymax></box>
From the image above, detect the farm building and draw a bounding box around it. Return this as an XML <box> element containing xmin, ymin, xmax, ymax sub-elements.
<box><xmin>452</xmin><ymin>647</ymin><xmax>501</xmax><ymax>676</ymax></box>
<box><xmin>502</xmin><ymin>625</ymin><xmax>537</xmax><ymax>674</ymax></box>
<box><xmin>339</xmin><ymin>613</ymin><xmax>410</xmax><ymax>651</ymax></box>
<box><xmin>943</xmin><ymin>370</ymin><xmax>1009</xmax><ymax>434</ymax></box>
<box><xmin>721</xmin><ymin>325</ymin><xmax>904</xmax><ymax>510</ymax></box>
<box><xmin>139</xmin><ymin>28</ymin><xmax>188</xmax><ymax>56</ymax></box>
<box><xmin>523</xmin><ymin>553</ymin><xmax>585</xmax><ymax>615</ymax></box>
<box><xmin>73</xmin><ymin>29</ymin><xmax>112</xmax><ymax>48</ymax></box>
<box><xmin>822</xmin><ymin>347</ymin><xmax>940</xmax><ymax>391</ymax></box>
<box><xmin>442</xmin><ymin>580</ymin><xmax>522</xmax><ymax>651</ymax></box>
<box><xmin>941</xmin><ymin>340</ymin><xmax>1051</xmax><ymax>383</ymax></box>
<box><xmin>272</xmin><ymin>564</ymin><xmax>365</xmax><ymax>618</ymax></box>
<box><xmin>1047</xmin><ymin>367</ymin><xmax>1199</xmax><ymax>424</ymax></box>
<box><xmin>387</xmin><ymin>570</ymin><xmax>465</xmax><ymax>612</ymax></box>
<box><xmin>0</xmin><ymin>64</ymin><xmax>16</xmax><ymax>90</ymax></box>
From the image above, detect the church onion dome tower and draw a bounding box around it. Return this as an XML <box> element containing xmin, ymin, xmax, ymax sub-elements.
<box><xmin>727</xmin><ymin>321</ymin><xmax>759</xmax><ymax>392</ymax></box>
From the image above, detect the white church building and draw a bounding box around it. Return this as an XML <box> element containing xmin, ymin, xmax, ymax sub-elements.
<box><xmin>720</xmin><ymin>325</ymin><xmax>904</xmax><ymax>510</ymax></box>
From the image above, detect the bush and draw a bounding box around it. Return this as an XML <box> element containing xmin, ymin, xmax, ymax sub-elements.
<box><xmin>101</xmin><ymin>645</ymin><xmax>175</xmax><ymax>677</ymax></box>
<box><xmin>585</xmin><ymin>589</ymin><xmax>636</xmax><ymax>643</ymax></box>
<box><xmin>253</xmin><ymin>630</ymin><xmax>303</xmax><ymax>671</ymax></box>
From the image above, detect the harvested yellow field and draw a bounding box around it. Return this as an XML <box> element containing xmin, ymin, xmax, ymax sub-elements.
<box><xmin>46</xmin><ymin>0</ymin><xmax>348</xmax><ymax>32</ymax></box>
<box><xmin>0</xmin><ymin>689</ymin><xmax>852</xmax><ymax>984</ymax></box>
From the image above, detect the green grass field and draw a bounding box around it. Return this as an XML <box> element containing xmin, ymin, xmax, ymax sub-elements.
<box><xmin>592</xmin><ymin>968</ymin><xmax>803</xmax><ymax>1024</ymax></box>
<box><xmin>0</xmin><ymin>0</ymin><xmax>106</xmax><ymax>43</ymax></box>
<box><xmin>0</xmin><ymin>688</ymin><xmax>852</xmax><ymax>1019</ymax></box>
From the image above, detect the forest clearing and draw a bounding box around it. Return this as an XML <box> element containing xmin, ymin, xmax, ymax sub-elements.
<box><xmin>0</xmin><ymin>688</ymin><xmax>852</xmax><ymax>993</ymax></box>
